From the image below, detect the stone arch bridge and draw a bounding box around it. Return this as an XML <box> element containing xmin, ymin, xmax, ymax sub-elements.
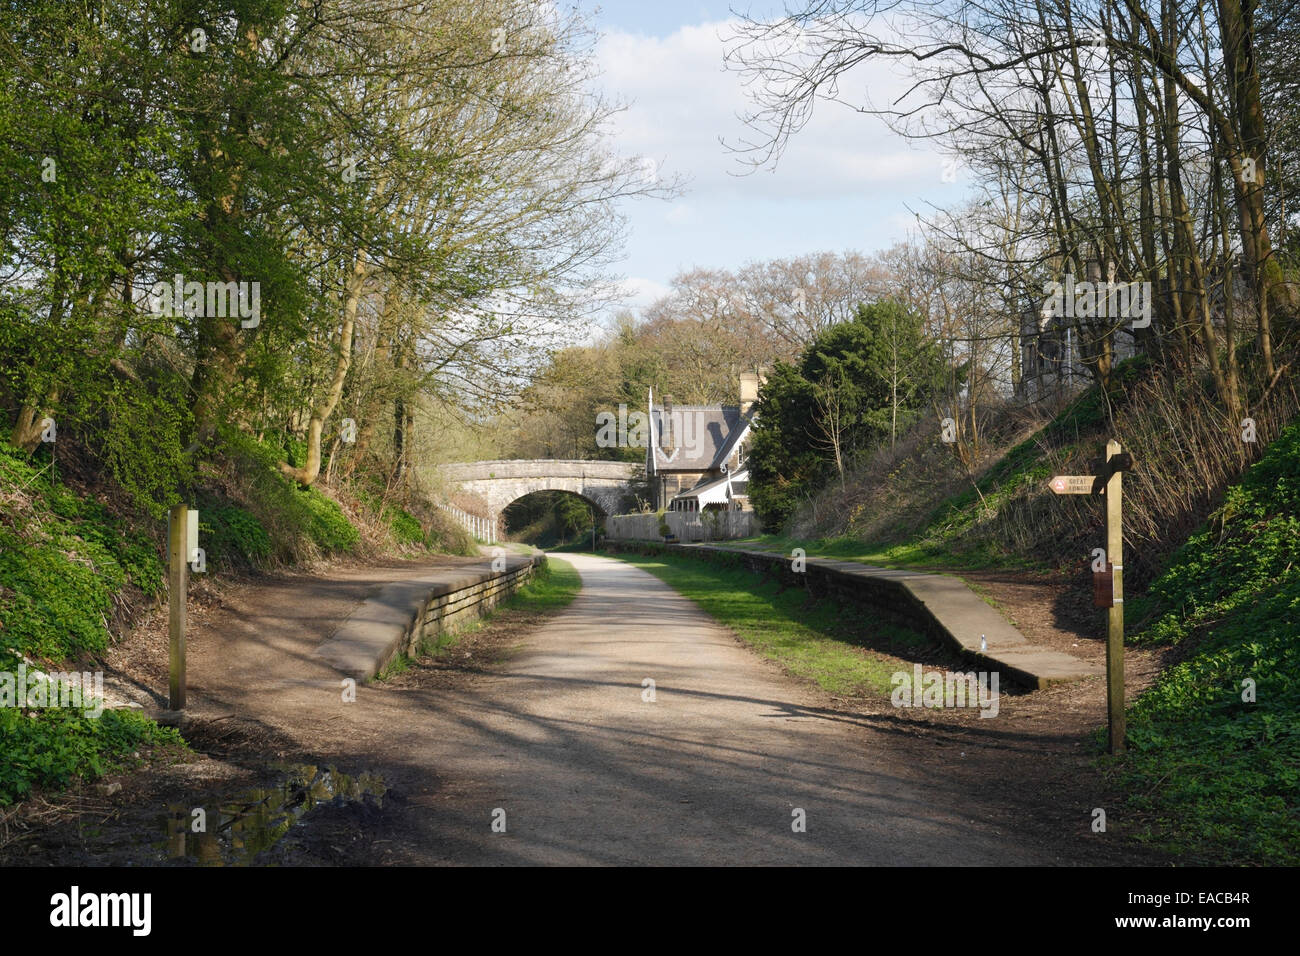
<box><xmin>435</xmin><ymin>459</ymin><xmax>643</xmax><ymax>540</ymax></box>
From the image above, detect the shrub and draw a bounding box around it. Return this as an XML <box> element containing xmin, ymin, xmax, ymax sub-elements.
<box><xmin>1119</xmin><ymin>415</ymin><xmax>1300</xmax><ymax>862</ymax></box>
<box><xmin>203</xmin><ymin>503</ymin><xmax>273</xmax><ymax>569</ymax></box>
<box><xmin>0</xmin><ymin>442</ymin><xmax>164</xmax><ymax>665</ymax></box>
<box><xmin>215</xmin><ymin>429</ymin><xmax>359</xmax><ymax>561</ymax></box>
<box><xmin>387</xmin><ymin>506</ymin><xmax>424</xmax><ymax>546</ymax></box>
<box><xmin>297</xmin><ymin>487</ymin><xmax>359</xmax><ymax>553</ymax></box>
<box><xmin>0</xmin><ymin>706</ymin><xmax>184</xmax><ymax>806</ymax></box>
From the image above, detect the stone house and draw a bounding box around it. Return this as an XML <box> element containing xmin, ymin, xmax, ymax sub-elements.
<box><xmin>647</xmin><ymin>372</ymin><xmax>763</xmax><ymax>512</ymax></box>
<box><xmin>1018</xmin><ymin>251</ymin><xmax>1248</xmax><ymax>400</ymax></box>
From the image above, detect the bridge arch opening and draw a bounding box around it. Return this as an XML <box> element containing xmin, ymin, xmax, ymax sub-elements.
<box><xmin>502</xmin><ymin>489</ymin><xmax>605</xmax><ymax>548</ymax></box>
<box><xmin>436</xmin><ymin>459</ymin><xmax>645</xmax><ymax>546</ymax></box>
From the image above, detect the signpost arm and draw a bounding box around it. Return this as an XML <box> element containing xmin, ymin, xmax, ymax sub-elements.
<box><xmin>1105</xmin><ymin>440</ymin><xmax>1125</xmax><ymax>753</ymax></box>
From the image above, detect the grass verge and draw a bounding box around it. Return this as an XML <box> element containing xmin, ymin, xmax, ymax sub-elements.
<box><xmin>1114</xmin><ymin>417</ymin><xmax>1300</xmax><ymax>865</ymax></box>
<box><xmin>0</xmin><ymin>441</ymin><xmax>188</xmax><ymax>806</ymax></box>
<box><xmin>611</xmin><ymin>550</ymin><xmax>933</xmax><ymax>697</ymax></box>
<box><xmin>708</xmin><ymin>533</ymin><xmax>1039</xmax><ymax>573</ymax></box>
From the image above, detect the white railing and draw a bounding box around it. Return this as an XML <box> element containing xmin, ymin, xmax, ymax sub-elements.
<box><xmin>442</xmin><ymin>503</ymin><xmax>497</xmax><ymax>544</ymax></box>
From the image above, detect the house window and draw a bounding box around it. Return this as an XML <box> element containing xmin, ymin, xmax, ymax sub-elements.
<box><xmin>736</xmin><ymin>442</ymin><xmax>745</xmax><ymax>465</ymax></box>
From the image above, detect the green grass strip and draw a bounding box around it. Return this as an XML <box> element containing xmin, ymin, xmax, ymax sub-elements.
<box><xmin>611</xmin><ymin>550</ymin><xmax>928</xmax><ymax>697</ymax></box>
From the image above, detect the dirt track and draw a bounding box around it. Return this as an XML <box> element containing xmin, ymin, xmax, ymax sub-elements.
<box><xmin>9</xmin><ymin>552</ymin><xmax>1166</xmax><ymax>866</ymax></box>
<box><xmin>350</xmin><ymin>552</ymin><xmax>1055</xmax><ymax>864</ymax></box>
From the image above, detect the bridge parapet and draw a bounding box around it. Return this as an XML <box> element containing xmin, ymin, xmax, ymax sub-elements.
<box><xmin>435</xmin><ymin>459</ymin><xmax>645</xmax><ymax>528</ymax></box>
<box><xmin>437</xmin><ymin>459</ymin><xmax>640</xmax><ymax>482</ymax></box>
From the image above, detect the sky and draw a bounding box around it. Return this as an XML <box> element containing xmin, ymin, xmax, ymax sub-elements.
<box><xmin>581</xmin><ymin>0</ymin><xmax>971</xmax><ymax>316</ymax></box>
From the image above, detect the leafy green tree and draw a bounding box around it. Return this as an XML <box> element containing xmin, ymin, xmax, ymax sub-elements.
<box><xmin>747</xmin><ymin>362</ymin><xmax>823</xmax><ymax>529</ymax></box>
<box><xmin>748</xmin><ymin>301</ymin><xmax>943</xmax><ymax>529</ymax></box>
<box><xmin>555</xmin><ymin>493</ymin><xmax>594</xmax><ymax>541</ymax></box>
<box><xmin>0</xmin><ymin>0</ymin><xmax>197</xmax><ymax>513</ymax></box>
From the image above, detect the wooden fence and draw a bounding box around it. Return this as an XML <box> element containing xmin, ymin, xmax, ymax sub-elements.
<box><xmin>606</xmin><ymin>510</ymin><xmax>758</xmax><ymax>542</ymax></box>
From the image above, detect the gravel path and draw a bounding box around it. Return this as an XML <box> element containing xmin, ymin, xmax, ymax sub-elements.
<box><xmin>265</xmin><ymin>552</ymin><xmax>1044</xmax><ymax>865</ymax></box>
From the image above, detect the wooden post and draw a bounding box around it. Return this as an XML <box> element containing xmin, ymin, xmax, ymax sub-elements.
<box><xmin>1049</xmin><ymin>441</ymin><xmax>1133</xmax><ymax>754</ymax></box>
<box><xmin>1104</xmin><ymin>439</ymin><xmax>1125</xmax><ymax>754</ymax></box>
<box><xmin>167</xmin><ymin>503</ymin><xmax>188</xmax><ymax>711</ymax></box>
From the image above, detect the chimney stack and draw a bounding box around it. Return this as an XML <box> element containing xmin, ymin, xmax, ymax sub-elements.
<box><xmin>740</xmin><ymin>371</ymin><xmax>763</xmax><ymax>415</ymax></box>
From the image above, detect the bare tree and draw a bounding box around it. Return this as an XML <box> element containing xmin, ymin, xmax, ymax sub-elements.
<box><xmin>723</xmin><ymin>0</ymin><xmax>1293</xmax><ymax>421</ymax></box>
<box><xmin>810</xmin><ymin>368</ymin><xmax>850</xmax><ymax>485</ymax></box>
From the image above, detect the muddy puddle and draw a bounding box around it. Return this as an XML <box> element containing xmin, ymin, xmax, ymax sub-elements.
<box><xmin>158</xmin><ymin>764</ymin><xmax>385</xmax><ymax>865</ymax></box>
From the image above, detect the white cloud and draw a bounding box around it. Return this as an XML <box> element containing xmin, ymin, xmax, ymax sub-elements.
<box><xmin>615</xmin><ymin>276</ymin><xmax>672</xmax><ymax>309</ymax></box>
<box><xmin>595</xmin><ymin>20</ymin><xmax>944</xmax><ymax>202</ymax></box>
<box><xmin>664</xmin><ymin>202</ymin><xmax>695</xmax><ymax>224</ymax></box>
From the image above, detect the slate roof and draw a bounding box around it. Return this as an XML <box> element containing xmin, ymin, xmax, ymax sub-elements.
<box><xmin>649</xmin><ymin>404</ymin><xmax>752</xmax><ymax>472</ymax></box>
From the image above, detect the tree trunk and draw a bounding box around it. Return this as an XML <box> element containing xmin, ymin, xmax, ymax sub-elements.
<box><xmin>12</xmin><ymin>398</ymin><xmax>55</xmax><ymax>452</ymax></box>
<box><xmin>1217</xmin><ymin>0</ymin><xmax>1280</xmax><ymax>380</ymax></box>
<box><xmin>280</xmin><ymin>249</ymin><xmax>368</xmax><ymax>486</ymax></box>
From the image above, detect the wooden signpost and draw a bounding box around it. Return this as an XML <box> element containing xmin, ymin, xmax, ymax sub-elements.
<box><xmin>166</xmin><ymin>504</ymin><xmax>190</xmax><ymax>712</ymax></box>
<box><xmin>1049</xmin><ymin>439</ymin><xmax>1132</xmax><ymax>754</ymax></box>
